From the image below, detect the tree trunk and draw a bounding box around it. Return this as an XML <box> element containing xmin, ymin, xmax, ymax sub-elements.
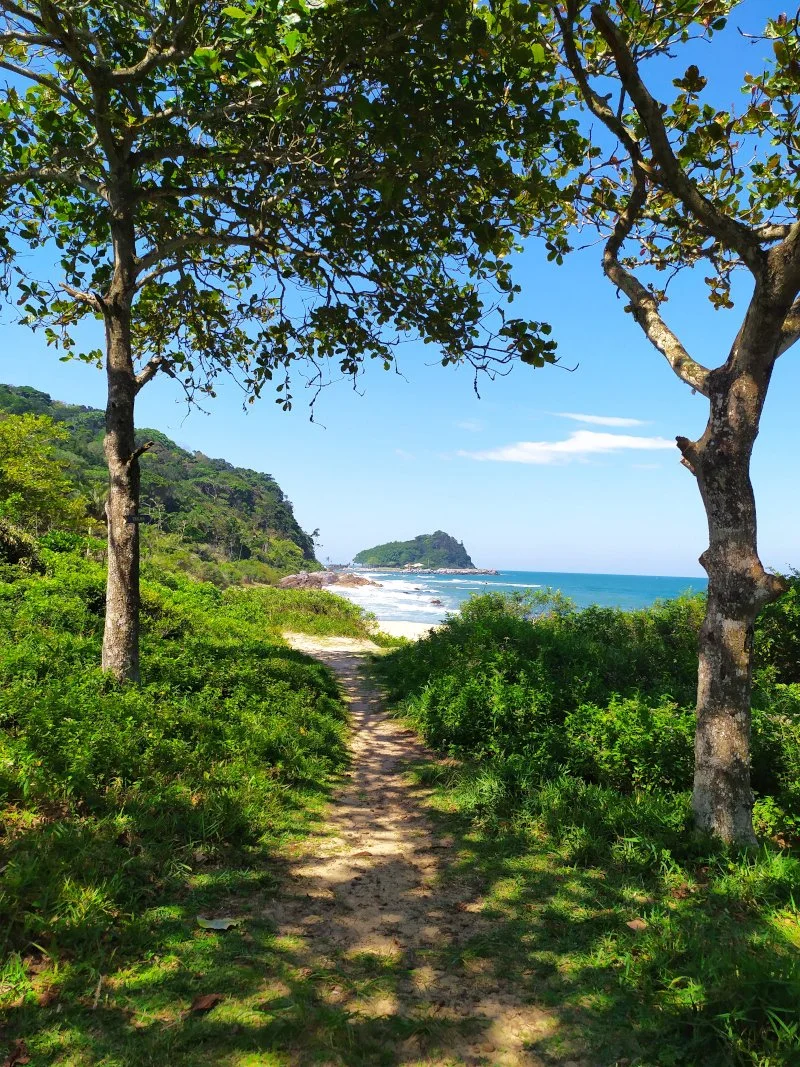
<box><xmin>686</xmin><ymin>368</ymin><xmax>786</xmax><ymax>845</ymax></box>
<box><xmin>102</xmin><ymin>302</ymin><xmax>141</xmax><ymax>683</ymax></box>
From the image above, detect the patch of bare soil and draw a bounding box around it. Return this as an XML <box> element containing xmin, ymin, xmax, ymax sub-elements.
<box><xmin>279</xmin><ymin>635</ymin><xmax>561</xmax><ymax>1066</ymax></box>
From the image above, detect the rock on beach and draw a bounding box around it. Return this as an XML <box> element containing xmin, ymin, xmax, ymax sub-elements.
<box><xmin>278</xmin><ymin>571</ymin><xmax>381</xmax><ymax>590</ymax></box>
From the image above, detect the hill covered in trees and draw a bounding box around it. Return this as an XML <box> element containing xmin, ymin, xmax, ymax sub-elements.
<box><xmin>354</xmin><ymin>530</ymin><xmax>474</xmax><ymax>569</ymax></box>
<box><xmin>0</xmin><ymin>384</ymin><xmax>319</xmax><ymax>584</ymax></box>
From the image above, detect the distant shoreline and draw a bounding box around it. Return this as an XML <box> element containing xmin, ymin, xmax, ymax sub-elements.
<box><xmin>355</xmin><ymin>566</ymin><xmax>499</xmax><ymax>576</ymax></box>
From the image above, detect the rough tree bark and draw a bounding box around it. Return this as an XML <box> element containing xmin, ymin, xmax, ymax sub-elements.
<box><xmin>679</xmin><ymin>355</ymin><xmax>787</xmax><ymax>843</ymax></box>
<box><xmin>101</xmin><ymin>208</ymin><xmax>143</xmax><ymax>683</ymax></box>
<box><xmin>101</xmin><ymin>302</ymin><xmax>142</xmax><ymax>683</ymax></box>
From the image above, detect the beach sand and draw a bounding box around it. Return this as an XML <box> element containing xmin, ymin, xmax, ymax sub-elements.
<box><xmin>376</xmin><ymin>620</ymin><xmax>439</xmax><ymax>641</ymax></box>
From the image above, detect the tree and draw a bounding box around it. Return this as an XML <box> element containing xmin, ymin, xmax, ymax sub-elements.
<box><xmin>526</xmin><ymin>1</ymin><xmax>800</xmax><ymax>843</ymax></box>
<box><xmin>0</xmin><ymin>412</ymin><xmax>85</xmax><ymax>531</ymax></box>
<box><xmin>0</xmin><ymin>0</ymin><xmax>567</xmax><ymax>681</ymax></box>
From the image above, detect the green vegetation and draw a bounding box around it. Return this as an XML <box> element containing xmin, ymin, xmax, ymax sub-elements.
<box><xmin>373</xmin><ymin>590</ymin><xmax>800</xmax><ymax>1065</ymax></box>
<box><xmin>0</xmin><ymin>411</ymin><xmax>85</xmax><ymax>534</ymax></box>
<box><xmin>0</xmin><ymin>385</ymin><xmax>318</xmax><ymax>585</ymax></box>
<box><xmin>0</xmin><ymin>537</ymin><xmax>379</xmax><ymax>1063</ymax></box>
<box><xmin>354</xmin><ymin>530</ymin><xmax>474</xmax><ymax>569</ymax></box>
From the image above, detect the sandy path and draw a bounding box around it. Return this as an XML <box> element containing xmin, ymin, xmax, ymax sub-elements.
<box><xmin>277</xmin><ymin>634</ymin><xmax>558</xmax><ymax>1066</ymax></box>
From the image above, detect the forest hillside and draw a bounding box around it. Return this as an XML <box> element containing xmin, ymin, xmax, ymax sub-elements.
<box><xmin>0</xmin><ymin>384</ymin><xmax>319</xmax><ymax>585</ymax></box>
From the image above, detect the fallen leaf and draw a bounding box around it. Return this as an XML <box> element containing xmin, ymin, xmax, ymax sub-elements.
<box><xmin>189</xmin><ymin>993</ymin><xmax>225</xmax><ymax>1014</ymax></box>
<box><xmin>352</xmin><ymin>850</ymin><xmax>373</xmax><ymax>858</ymax></box>
<box><xmin>22</xmin><ymin>954</ymin><xmax>49</xmax><ymax>977</ymax></box>
<box><xmin>36</xmin><ymin>986</ymin><xmax>59</xmax><ymax>1008</ymax></box>
<box><xmin>626</xmin><ymin>918</ymin><xmax>648</xmax><ymax>932</ymax></box>
<box><xmin>196</xmin><ymin>916</ymin><xmax>240</xmax><ymax>931</ymax></box>
<box><xmin>3</xmin><ymin>1039</ymin><xmax>31</xmax><ymax>1066</ymax></box>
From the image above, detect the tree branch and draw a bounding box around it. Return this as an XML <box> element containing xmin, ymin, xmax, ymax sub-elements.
<box><xmin>107</xmin><ymin>0</ymin><xmax>203</xmax><ymax>83</ymax></box>
<box><xmin>135</xmin><ymin>354</ymin><xmax>173</xmax><ymax>392</ymax></box>
<box><xmin>778</xmin><ymin>298</ymin><xmax>800</xmax><ymax>357</ymax></box>
<box><xmin>61</xmin><ymin>282</ymin><xmax>103</xmax><ymax>311</ymax></box>
<box><xmin>126</xmin><ymin>440</ymin><xmax>155</xmax><ymax>467</ymax></box>
<box><xmin>0</xmin><ymin>163</ymin><xmax>104</xmax><ymax>197</ymax></box>
<box><xmin>134</xmin><ymin>229</ymin><xmax>276</xmax><ymax>280</ymax></box>
<box><xmin>755</xmin><ymin>223</ymin><xmax>793</xmax><ymax>243</ymax></box>
<box><xmin>554</xmin><ymin>6</ymin><xmax>642</xmax><ymax>163</ymax></box>
<box><xmin>589</xmin><ymin>4</ymin><xmax>764</xmax><ymax>275</ymax></box>
<box><xmin>603</xmin><ymin>165</ymin><xmax>710</xmax><ymax>396</ymax></box>
<box><xmin>0</xmin><ymin>57</ymin><xmax>89</xmax><ymax>113</ymax></box>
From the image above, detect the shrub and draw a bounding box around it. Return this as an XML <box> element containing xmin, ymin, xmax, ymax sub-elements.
<box><xmin>0</xmin><ymin>517</ymin><xmax>42</xmax><ymax>572</ymax></box>
<box><xmin>375</xmin><ymin>588</ymin><xmax>800</xmax><ymax>835</ymax></box>
<box><xmin>564</xmin><ymin>695</ymin><xmax>694</xmax><ymax>791</ymax></box>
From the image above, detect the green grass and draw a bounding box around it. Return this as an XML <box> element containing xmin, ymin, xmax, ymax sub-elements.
<box><xmin>400</xmin><ymin>761</ymin><xmax>800</xmax><ymax>1066</ymax></box>
<box><xmin>0</xmin><ymin>545</ymin><xmax>384</xmax><ymax>1064</ymax></box>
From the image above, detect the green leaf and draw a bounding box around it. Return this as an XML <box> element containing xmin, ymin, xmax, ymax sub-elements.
<box><xmin>283</xmin><ymin>30</ymin><xmax>302</xmax><ymax>55</ymax></box>
<box><xmin>530</xmin><ymin>43</ymin><xmax>546</xmax><ymax>64</ymax></box>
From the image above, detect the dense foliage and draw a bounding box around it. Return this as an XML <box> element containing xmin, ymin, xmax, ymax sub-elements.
<box><xmin>0</xmin><ymin>384</ymin><xmax>318</xmax><ymax>584</ymax></box>
<box><xmin>376</xmin><ymin>589</ymin><xmax>800</xmax><ymax>835</ymax></box>
<box><xmin>0</xmin><ymin>539</ymin><xmax>371</xmax><ymax>973</ymax></box>
<box><xmin>354</xmin><ymin>530</ymin><xmax>474</xmax><ymax>569</ymax></box>
<box><xmin>0</xmin><ymin>410</ymin><xmax>85</xmax><ymax>534</ymax></box>
<box><xmin>374</xmin><ymin>590</ymin><xmax>800</xmax><ymax>1064</ymax></box>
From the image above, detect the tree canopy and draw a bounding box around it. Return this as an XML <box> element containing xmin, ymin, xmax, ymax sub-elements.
<box><xmin>0</xmin><ymin>411</ymin><xmax>84</xmax><ymax>532</ymax></box>
<box><xmin>0</xmin><ymin>0</ymin><xmax>577</xmax><ymax>680</ymax></box>
<box><xmin>0</xmin><ymin>0</ymin><xmax>571</xmax><ymax>397</ymax></box>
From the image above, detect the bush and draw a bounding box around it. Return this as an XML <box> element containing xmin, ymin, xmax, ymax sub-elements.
<box><xmin>375</xmin><ymin>588</ymin><xmax>800</xmax><ymax>834</ymax></box>
<box><xmin>0</xmin><ymin>517</ymin><xmax>42</xmax><ymax>572</ymax></box>
<box><xmin>564</xmin><ymin>695</ymin><xmax>694</xmax><ymax>791</ymax></box>
<box><xmin>754</xmin><ymin>572</ymin><xmax>800</xmax><ymax>683</ymax></box>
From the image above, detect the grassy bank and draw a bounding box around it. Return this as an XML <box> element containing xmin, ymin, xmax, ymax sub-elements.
<box><xmin>373</xmin><ymin>590</ymin><xmax>800</xmax><ymax>1066</ymax></box>
<box><xmin>0</xmin><ymin>542</ymin><xmax>373</xmax><ymax>1064</ymax></box>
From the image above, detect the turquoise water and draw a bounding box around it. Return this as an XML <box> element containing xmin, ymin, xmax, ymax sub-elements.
<box><xmin>331</xmin><ymin>569</ymin><xmax>708</xmax><ymax>623</ymax></box>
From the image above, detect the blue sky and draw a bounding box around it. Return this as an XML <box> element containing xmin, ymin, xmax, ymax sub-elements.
<box><xmin>1</xmin><ymin>3</ymin><xmax>798</xmax><ymax>576</ymax></box>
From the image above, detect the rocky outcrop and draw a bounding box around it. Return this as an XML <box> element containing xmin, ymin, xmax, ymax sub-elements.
<box><xmin>279</xmin><ymin>571</ymin><xmax>380</xmax><ymax>590</ymax></box>
<box><xmin>431</xmin><ymin>568</ymin><xmax>498</xmax><ymax>575</ymax></box>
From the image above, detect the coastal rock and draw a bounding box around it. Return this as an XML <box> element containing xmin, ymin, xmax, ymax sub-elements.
<box><xmin>334</xmin><ymin>572</ymin><xmax>380</xmax><ymax>587</ymax></box>
<box><xmin>433</xmin><ymin>568</ymin><xmax>498</xmax><ymax>575</ymax></box>
<box><xmin>279</xmin><ymin>571</ymin><xmax>380</xmax><ymax>589</ymax></box>
<box><xmin>430</xmin><ymin>598</ymin><xmax>443</xmax><ymax>606</ymax></box>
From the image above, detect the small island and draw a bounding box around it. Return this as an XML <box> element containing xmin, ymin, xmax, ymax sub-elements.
<box><xmin>353</xmin><ymin>531</ymin><xmax>497</xmax><ymax>574</ymax></box>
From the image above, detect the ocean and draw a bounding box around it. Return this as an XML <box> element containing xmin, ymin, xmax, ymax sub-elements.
<box><xmin>330</xmin><ymin>569</ymin><xmax>708</xmax><ymax>624</ymax></box>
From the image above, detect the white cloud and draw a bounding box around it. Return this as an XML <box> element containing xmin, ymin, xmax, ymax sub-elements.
<box><xmin>461</xmin><ymin>430</ymin><xmax>675</xmax><ymax>465</ymax></box>
<box><xmin>455</xmin><ymin>419</ymin><xmax>484</xmax><ymax>432</ymax></box>
<box><xmin>554</xmin><ymin>412</ymin><xmax>647</xmax><ymax>428</ymax></box>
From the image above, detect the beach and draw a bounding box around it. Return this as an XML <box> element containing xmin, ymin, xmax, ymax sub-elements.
<box><xmin>377</xmin><ymin>620</ymin><xmax>439</xmax><ymax>641</ymax></box>
<box><xmin>327</xmin><ymin>568</ymin><xmax>707</xmax><ymax>631</ymax></box>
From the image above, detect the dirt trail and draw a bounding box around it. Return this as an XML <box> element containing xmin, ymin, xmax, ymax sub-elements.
<box><xmin>278</xmin><ymin>634</ymin><xmax>558</xmax><ymax>1066</ymax></box>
